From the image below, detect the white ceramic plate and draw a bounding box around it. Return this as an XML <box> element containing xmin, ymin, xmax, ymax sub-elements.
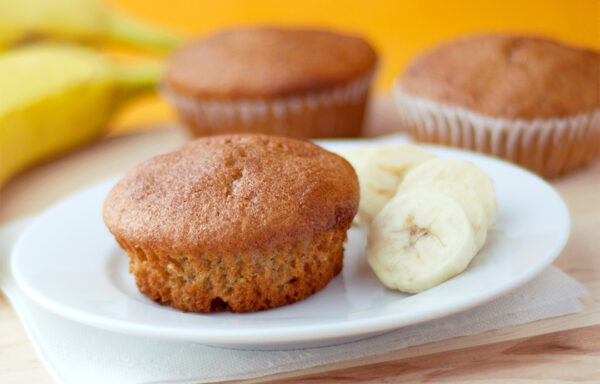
<box><xmin>11</xmin><ymin>137</ymin><xmax>570</xmax><ymax>349</ymax></box>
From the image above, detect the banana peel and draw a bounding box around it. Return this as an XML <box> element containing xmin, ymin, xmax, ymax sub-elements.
<box><xmin>0</xmin><ymin>43</ymin><xmax>162</xmax><ymax>187</ymax></box>
<box><xmin>0</xmin><ymin>0</ymin><xmax>183</xmax><ymax>52</ymax></box>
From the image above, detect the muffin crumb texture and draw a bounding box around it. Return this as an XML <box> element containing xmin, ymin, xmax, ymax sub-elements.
<box><xmin>119</xmin><ymin>230</ymin><xmax>345</xmax><ymax>312</ymax></box>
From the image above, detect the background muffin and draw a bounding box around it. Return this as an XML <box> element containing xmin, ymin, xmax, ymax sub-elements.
<box><xmin>394</xmin><ymin>34</ymin><xmax>600</xmax><ymax>178</ymax></box>
<box><xmin>103</xmin><ymin>134</ymin><xmax>359</xmax><ymax>313</ymax></box>
<box><xmin>162</xmin><ymin>27</ymin><xmax>377</xmax><ymax>139</ymax></box>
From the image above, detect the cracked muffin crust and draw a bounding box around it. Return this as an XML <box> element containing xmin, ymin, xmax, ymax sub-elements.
<box><xmin>102</xmin><ymin>134</ymin><xmax>359</xmax><ymax>313</ymax></box>
<box><xmin>400</xmin><ymin>35</ymin><xmax>600</xmax><ymax>119</ymax></box>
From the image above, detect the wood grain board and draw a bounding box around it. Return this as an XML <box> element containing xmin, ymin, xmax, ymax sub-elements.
<box><xmin>1</xmin><ymin>96</ymin><xmax>599</xmax><ymax>383</ymax></box>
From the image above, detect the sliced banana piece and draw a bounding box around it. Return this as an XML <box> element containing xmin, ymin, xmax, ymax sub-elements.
<box><xmin>359</xmin><ymin>144</ymin><xmax>436</xmax><ymax>224</ymax></box>
<box><xmin>338</xmin><ymin>146</ymin><xmax>378</xmax><ymax>228</ymax></box>
<box><xmin>413</xmin><ymin>180</ymin><xmax>488</xmax><ymax>249</ymax></box>
<box><xmin>367</xmin><ymin>189</ymin><xmax>479</xmax><ymax>293</ymax></box>
<box><xmin>337</xmin><ymin>146</ymin><xmax>378</xmax><ymax>173</ymax></box>
<box><xmin>398</xmin><ymin>158</ymin><xmax>497</xmax><ymax>229</ymax></box>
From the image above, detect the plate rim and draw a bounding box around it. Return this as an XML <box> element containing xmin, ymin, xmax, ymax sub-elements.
<box><xmin>10</xmin><ymin>139</ymin><xmax>571</xmax><ymax>345</ymax></box>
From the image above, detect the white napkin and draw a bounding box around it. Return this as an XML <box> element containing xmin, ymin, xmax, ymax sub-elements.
<box><xmin>0</xmin><ymin>217</ymin><xmax>588</xmax><ymax>384</ymax></box>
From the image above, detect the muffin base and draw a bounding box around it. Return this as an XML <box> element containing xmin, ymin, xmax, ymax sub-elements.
<box><xmin>394</xmin><ymin>85</ymin><xmax>600</xmax><ymax>178</ymax></box>
<box><xmin>117</xmin><ymin>229</ymin><xmax>347</xmax><ymax>313</ymax></box>
<box><xmin>161</xmin><ymin>70</ymin><xmax>375</xmax><ymax>139</ymax></box>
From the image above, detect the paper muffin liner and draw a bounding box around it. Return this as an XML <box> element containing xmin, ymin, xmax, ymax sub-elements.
<box><xmin>116</xmin><ymin>229</ymin><xmax>346</xmax><ymax>313</ymax></box>
<box><xmin>393</xmin><ymin>84</ymin><xmax>600</xmax><ymax>178</ymax></box>
<box><xmin>161</xmin><ymin>70</ymin><xmax>376</xmax><ymax>139</ymax></box>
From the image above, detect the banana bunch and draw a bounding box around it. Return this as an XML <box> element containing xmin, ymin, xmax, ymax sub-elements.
<box><xmin>340</xmin><ymin>145</ymin><xmax>498</xmax><ymax>293</ymax></box>
<box><xmin>0</xmin><ymin>43</ymin><xmax>162</xmax><ymax>186</ymax></box>
<box><xmin>0</xmin><ymin>0</ymin><xmax>182</xmax><ymax>187</ymax></box>
<box><xmin>0</xmin><ymin>0</ymin><xmax>182</xmax><ymax>52</ymax></box>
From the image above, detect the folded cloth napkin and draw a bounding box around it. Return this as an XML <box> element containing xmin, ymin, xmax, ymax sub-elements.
<box><xmin>0</xmin><ymin>217</ymin><xmax>588</xmax><ymax>384</ymax></box>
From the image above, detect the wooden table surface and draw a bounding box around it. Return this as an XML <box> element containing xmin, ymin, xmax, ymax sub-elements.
<box><xmin>1</xmin><ymin>96</ymin><xmax>599</xmax><ymax>383</ymax></box>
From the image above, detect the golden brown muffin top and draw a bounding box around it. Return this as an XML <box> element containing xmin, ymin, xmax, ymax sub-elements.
<box><xmin>400</xmin><ymin>35</ymin><xmax>600</xmax><ymax>119</ymax></box>
<box><xmin>103</xmin><ymin>134</ymin><xmax>359</xmax><ymax>254</ymax></box>
<box><xmin>164</xmin><ymin>27</ymin><xmax>377</xmax><ymax>99</ymax></box>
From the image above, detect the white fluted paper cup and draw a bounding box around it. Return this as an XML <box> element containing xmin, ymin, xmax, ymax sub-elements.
<box><xmin>161</xmin><ymin>70</ymin><xmax>376</xmax><ymax>139</ymax></box>
<box><xmin>394</xmin><ymin>83</ymin><xmax>600</xmax><ymax>178</ymax></box>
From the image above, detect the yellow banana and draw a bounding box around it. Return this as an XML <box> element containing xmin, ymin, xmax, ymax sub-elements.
<box><xmin>0</xmin><ymin>43</ymin><xmax>162</xmax><ymax>186</ymax></box>
<box><xmin>0</xmin><ymin>0</ymin><xmax>182</xmax><ymax>52</ymax></box>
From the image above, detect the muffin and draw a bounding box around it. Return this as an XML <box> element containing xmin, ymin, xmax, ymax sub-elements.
<box><xmin>394</xmin><ymin>34</ymin><xmax>600</xmax><ymax>178</ymax></box>
<box><xmin>102</xmin><ymin>134</ymin><xmax>359</xmax><ymax>313</ymax></box>
<box><xmin>162</xmin><ymin>27</ymin><xmax>377</xmax><ymax>139</ymax></box>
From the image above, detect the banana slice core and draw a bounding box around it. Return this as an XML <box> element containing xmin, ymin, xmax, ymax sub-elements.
<box><xmin>367</xmin><ymin>189</ymin><xmax>478</xmax><ymax>293</ymax></box>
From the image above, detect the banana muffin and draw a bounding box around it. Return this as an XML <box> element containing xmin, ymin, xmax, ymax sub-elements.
<box><xmin>161</xmin><ymin>26</ymin><xmax>377</xmax><ymax>139</ymax></box>
<box><xmin>394</xmin><ymin>34</ymin><xmax>600</xmax><ymax>178</ymax></box>
<box><xmin>103</xmin><ymin>134</ymin><xmax>359</xmax><ymax>313</ymax></box>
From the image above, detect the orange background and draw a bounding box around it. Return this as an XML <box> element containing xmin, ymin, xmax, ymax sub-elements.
<box><xmin>105</xmin><ymin>0</ymin><xmax>600</xmax><ymax>134</ymax></box>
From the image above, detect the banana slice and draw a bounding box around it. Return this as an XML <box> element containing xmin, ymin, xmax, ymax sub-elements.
<box><xmin>398</xmin><ymin>158</ymin><xmax>497</xmax><ymax>230</ymax></box>
<box><xmin>337</xmin><ymin>147</ymin><xmax>378</xmax><ymax>173</ymax></box>
<box><xmin>412</xmin><ymin>180</ymin><xmax>488</xmax><ymax>249</ymax></box>
<box><xmin>367</xmin><ymin>189</ymin><xmax>479</xmax><ymax>293</ymax></box>
<box><xmin>338</xmin><ymin>147</ymin><xmax>378</xmax><ymax>228</ymax></box>
<box><xmin>359</xmin><ymin>144</ymin><xmax>436</xmax><ymax>224</ymax></box>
